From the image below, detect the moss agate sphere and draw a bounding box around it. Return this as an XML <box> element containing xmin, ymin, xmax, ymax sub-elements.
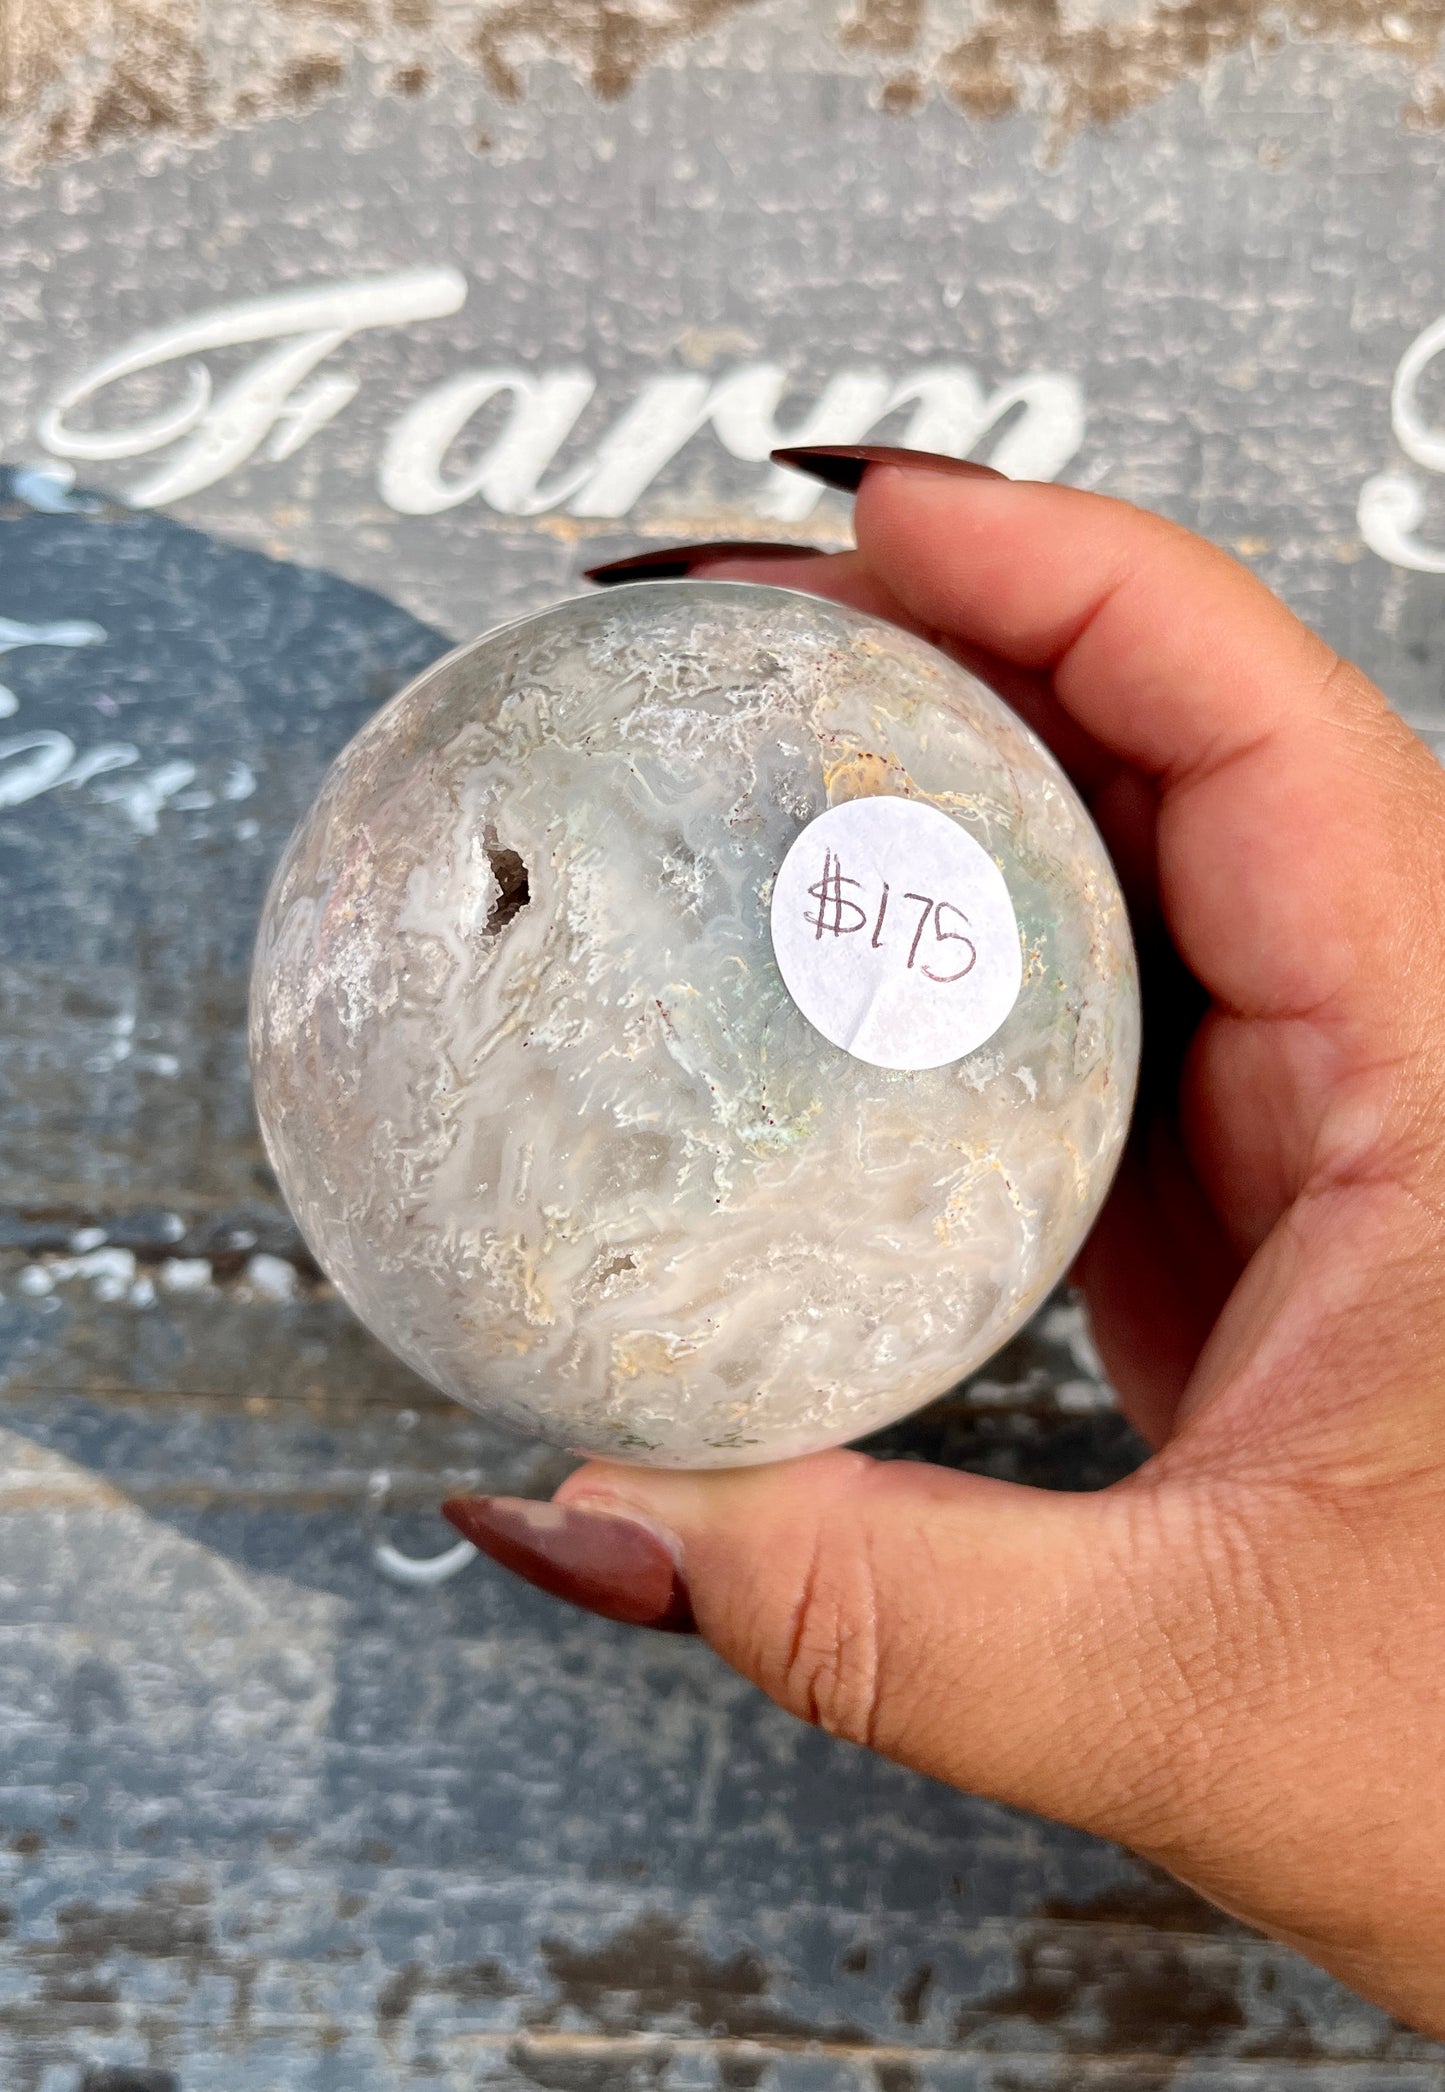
<box><xmin>250</xmin><ymin>583</ymin><xmax>1139</xmax><ymax>1467</ymax></box>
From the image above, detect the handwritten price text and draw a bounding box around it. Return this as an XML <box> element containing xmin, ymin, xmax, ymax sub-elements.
<box><xmin>805</xmin><ymin>849</ymin><xmax>977</xmax><ymax>984</ymax></box>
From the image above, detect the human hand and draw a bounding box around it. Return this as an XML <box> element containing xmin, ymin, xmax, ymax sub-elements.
<box><xmin>445</xmin><ymin>451</ymin><xmax>1445</xmax><ymax>2028</ymax></box>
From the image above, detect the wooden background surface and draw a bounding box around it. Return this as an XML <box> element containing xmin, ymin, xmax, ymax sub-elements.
<box><xmin>3</xmin><ymin>0</ymin><xmax>1445</xmax><ymax>2082</ymax></box>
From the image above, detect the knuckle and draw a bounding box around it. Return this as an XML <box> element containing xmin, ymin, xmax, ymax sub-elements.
<box><xmin>771</xmin><ymin>1523</ymin><xmax>886</xmax><ymax>1750</ymax></box>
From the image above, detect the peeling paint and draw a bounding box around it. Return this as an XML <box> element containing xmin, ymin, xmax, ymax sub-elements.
<box><xmin>3</xmin><ymin>11</ymin><xmax>1443</xmax><ymax>2074</ymax></box>
<box><xmin>23</xmin><ymin>1246</ymin><xmax>332</xmax><ymax>1303</ymax></box>
<box><xmin>935</xmin><ymin>0</ymin><xmax>1445</xmax><ymax>147</ymax></box>
<box><xmin>4</xmin><ymin>0</ymin><xmax>1444</xmax><ymax>175</ymax></box>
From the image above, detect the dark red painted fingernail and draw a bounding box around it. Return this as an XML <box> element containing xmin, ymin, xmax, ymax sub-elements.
<box><xmin>441</xmin><ymin>1494</ymin><xmax>695</xmax><ymax>1632</ymax></box>
<box><xmin>584</xmin><ymin>540</ymin><xmax>827</xmax><ymax>584</ymax></box>
<box><xmin>770</xmin><ymin>444</ymin><xmax>1009</xmax><ymax>493</ymax></box>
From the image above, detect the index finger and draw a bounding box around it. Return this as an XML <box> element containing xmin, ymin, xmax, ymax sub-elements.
<box><xmin>850</xmin><ymin>467</ymin><xmax>1444</xmax><ymax>1051</ymax></box>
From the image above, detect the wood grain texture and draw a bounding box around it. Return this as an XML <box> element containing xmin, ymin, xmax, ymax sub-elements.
<box><xmin>3</xmin><ymin>8</ymin><xmax>1445</xmax><ymax>2080</ymax></box>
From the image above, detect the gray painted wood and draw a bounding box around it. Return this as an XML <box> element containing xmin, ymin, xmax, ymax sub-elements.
<box><xmin>3</xmin><ymin>4</ymin><xmax>1445</xmax><ymax>2080</ymax></box>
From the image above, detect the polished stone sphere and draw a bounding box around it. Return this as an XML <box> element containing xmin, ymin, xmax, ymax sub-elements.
<box><xmin>250</xmin><ymin>583</ymin><xmax>1139</xmax><ymax>1467</ymax></box>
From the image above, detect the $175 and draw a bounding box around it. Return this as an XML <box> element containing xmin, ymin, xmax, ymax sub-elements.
<box><xmin>805</xmin><ymin>848</ymin><xmax>977</xmax><ymax>984</ymax></box>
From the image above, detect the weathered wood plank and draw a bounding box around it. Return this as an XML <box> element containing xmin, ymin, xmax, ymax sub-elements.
<box><xmin>0</xmin><ymin>1503</ymin><xmax>1438</xmax><ymax>2091</ymax></box>
<box><xmin>4</xmin><ymin>4</ymin><xmax>1445</xmax><ymax>2079</ymax></box>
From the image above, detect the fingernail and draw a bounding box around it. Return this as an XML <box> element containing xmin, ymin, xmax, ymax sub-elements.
<box><xmin>584</xmin><ymin>541</ymin><xmax>826</xmax><ymax>584</ymax></box>
<box><xmin>769</xmin><ymin>444</ymin><xmax>1009</xmax><ymax>493</ymax></box>
<box><xmin>441</xmin><ymin>1494</ymin><xmax>695</xmax><ymax>1632</ymax></box>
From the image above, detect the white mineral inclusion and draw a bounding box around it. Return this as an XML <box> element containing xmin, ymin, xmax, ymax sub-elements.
<box><xmin>249</xmin><ymin>582</ymin><xmax>1139</xmax><ymax>1468</ymax></box>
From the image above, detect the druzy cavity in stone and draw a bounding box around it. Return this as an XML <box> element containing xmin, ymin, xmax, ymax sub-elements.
<box><xmin>249</xmin><ymin>583</ymin><xmax>1139</xmax><ymax>1468</ymax></box>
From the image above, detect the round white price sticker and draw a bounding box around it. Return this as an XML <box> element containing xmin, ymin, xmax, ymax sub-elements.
<box><xmin>769</xmin><ymin>797</ymin><xmax>1023</xmax><ymax>1071</ymax></box>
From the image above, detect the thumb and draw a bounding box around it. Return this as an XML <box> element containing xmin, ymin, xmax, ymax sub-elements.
<box><xmin>452</xmin><ymin>1450</ymin><xmax>1201</xmax><ymax>1845</ymax></box>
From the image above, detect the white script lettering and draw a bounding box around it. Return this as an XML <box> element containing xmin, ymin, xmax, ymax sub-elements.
<box><xmin>1360</xmin><ymin>313</ymin><xmax>1445</xmax><ymax>572</ymax></box>
<box><xmin>0</xmin><ymin>615</ymin><xmax>106</xmax><ymax>719</ymax></box>
<box><xmin>39</xmin><ymin>272</ymin><xmax>1087</xmax><ymax>521</ymax></box>
<box><xmin>39</xmin><ymin>269</ymin><xmax>469</xmax><ymax>508</ymax></box>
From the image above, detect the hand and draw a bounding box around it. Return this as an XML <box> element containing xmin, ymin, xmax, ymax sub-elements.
<box><xmin>446</xmin><ymin>453</ymin><xmax>1445</xmax><ymax>2028</ymax></box>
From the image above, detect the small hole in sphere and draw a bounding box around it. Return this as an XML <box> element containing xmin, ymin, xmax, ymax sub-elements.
<box><xmin>486</xmin><ymin>847</ymin><xmax>530</xmax><ymax>933</ymax></box>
